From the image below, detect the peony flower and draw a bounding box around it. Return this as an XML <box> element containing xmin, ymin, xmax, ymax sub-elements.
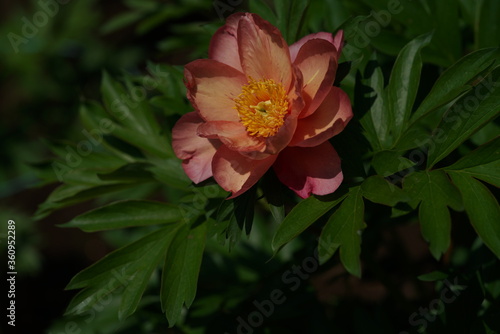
<box><xmin>172</xmin><ymin>13</ymin><xmax>353</xmax><ymax>198</ymax></box>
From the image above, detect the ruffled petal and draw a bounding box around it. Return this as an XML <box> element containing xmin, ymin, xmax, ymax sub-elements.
<box><xmin>237</xmin><ymin>13</ymin><xmax>292</xmax><ymax>88</ymax></box>
<box><xmin>293</xmin><ymin>38</ymin><xmax>338</xmax><ymax>118</ymax></box>
<box><xmin>289</xmin><ymin>30</ymin><xmax>344</xmax><ymax>62</ymax></box>
<box><xmin>273</xmin><ymin>142</ymin><xmax>343</xmax><ymax>198</ymax></box>
<box><xmin>289</xmin><ymin>86</ymin><xmax>353</xmax><ymax>147</ymax></box>
<box><xmin>172</xmin><ymin>112</ymin><xmax>220</xmax><ymax>183</ymax></box>
<box><xmin>209</xmin><ymin>12</ymin><xmax>245</xmax><ymax>72</ymax></box>
<box><xmin>212</xmin><ymin>145</ymin><xmax>276</xmax><ymax>198</ymax></box>
<box><xmin>197</xmin><ymin>121</ymin><xmax>265</xmax><ymax>152</ymax></box>
<box><xmin>184</xmin><ymin>59</ymin><xmax>246</xmax><ymax>122</ymax></box>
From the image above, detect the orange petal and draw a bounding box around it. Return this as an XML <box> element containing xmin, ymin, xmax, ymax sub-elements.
<box><xmin>294</xmin><ymin>38</ymin><xmax>338</xmax><ymax>118</ymax></box>
<box><xmin>197</xmin><ymin>121</ymin><xmax>265</xmax><ymax>152</ymax></box>
<box><xmin>273</xmin><ymin>142</ymin><xmax>343</xmax><ymax>198</ymax></box>
<box><xmin>172</xmin><ymin>112</ymin><xmax>220</xmax><ymax>183</ymax></box>
<box><xmin>289</xmin><ymin>30</ymin><xmax>344</xmax><ymax>61</ymax></box>
<box><xmin>237</xmin><ymin>13</ymin><xmax>292</xmax><ymax>88</ymax></box>
<box><xmin>212</xmin><ymin>145</ymin><xmax>276</xmax><ymax>198</ymax></box>
<box><xmin>184</xmin><ymin>59</ymin><xmax>246</xmax><ymax>122</ymax></box>
<box><xmin>289</xmin><ymin>87</ymin><xmax>353</xmax><ymax>147</ymax></box>
<box><xmin>209</xmin><ymin>12</ymin><xmax>245</xmax><ymax>72</ymax></box>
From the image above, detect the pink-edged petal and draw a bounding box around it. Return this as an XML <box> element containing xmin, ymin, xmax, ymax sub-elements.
<box><xmin>290</xmin><ymin>86</ymin><xmax>353</xmax><ymax>147</ymax></box>
<box><xmin>289</xmin><ymin>30</ymin><xmax>344</xmax><ymax>61</ymax></box>
<box><xmin>263</xmin><ymin>113</ymin><xmax>298</xmax><ymax>154</ymax></box>
<box><xmin>209</xmin><ymin>12</ymin><xmax>245</xmax><ymax>72</ymax></box>
<box><xmin>172</xmin><ymin>112</ymin><xmax>220</xmax><ymax>183</ymax></box>
<box><xmin>332</xmin><ymin>30</ymin><xmax>344</xmax><ymax>56</ymax></box>
<box><xmin>184</xmin><ymin>59</ymin><xmax>246</xmax><ymax>122</ymax></box>
<box><xmin>274</xmin><ymin>142</ymin><xmax>343</xmax><ymax>198</ymax></box>
<box><xmin>197</xmin><ymin>121</ymin><xmax>265</xmax><ymax>152</ymax></box>
<box><xmin>294</xmin><ymin>38</ymin><xmax>338</xmax><ymax>118</ymax></box>
<box><xmin>237</xmin><ymin>13</ymin><xmax>292</xmax><ymax>88</ymax></box>
<box><xmin>212</xmin><ymin>145</ymin><xmax>276</xmax><ymax>198</ymax></box>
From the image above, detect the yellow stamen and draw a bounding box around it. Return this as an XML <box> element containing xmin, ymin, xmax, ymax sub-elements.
<box><xmin>234</xmin><ymin>77</ymin><xmax>289</xmax><ymax>137</ymax></box>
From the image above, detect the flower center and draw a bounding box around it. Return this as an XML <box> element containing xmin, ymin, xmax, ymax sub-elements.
<box><xmin>234</xmin><ymin>78</ymin><xmax>289</xmax><ymax>137</ymax></box>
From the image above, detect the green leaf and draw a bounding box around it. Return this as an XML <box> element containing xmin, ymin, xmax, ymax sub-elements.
<box><xmin>357</xmin><ymin>54</ymin><xmax>389</xmax><ymax>150</ymax></box>
<box><xmin>449</xmin><ymin>172</ymin><xmax>500</xmax><ymax>258</ymax></box>
<box><xmin>273</xmin><ymin>0</ymin><xmax>290</xmax><ymax>42</ymax></box>
<box><xmin>80</xmin><ymin>100</ymin><xmax>171</xmax><ymax>159</ymax></box>
<box><xmin>148</xmin><ymin>158</ymin><xmax>191</xmax><ymax>189</ymax></box>
<box><xmin>477</xmin><ymin>0</ymin><xmax>500</xmax><ymax>49</ymax></box>
<box><xmin>410</xmin><ymin>48</ymin><xmax>499</xmax><ymax>123</ymax></box>
<box><xmin>248</xmin><ymin>0</ymin><xmax>277</xmax><ymax>24</ymax></box>
<box><xmin>361</xmin><ymin>176</ymin><xmax>409</xmax><ymax>206</ymax></box>
<box><xmin>65</xmin><ymin>225</ymin><xmax>181</xmax><ymax>319</ymax></box>
<box><xmin>418</xmin><ymin>271</ymin><xmax>449</xmax><ymax>281</ymax></box>
<box><xmin>61</xmin><ymin>200</ymin><xmax>184</xmax><ymax>232</ymax></box>
<box><xmin>272</xmin><ymin>192</ymin><xmax>347</xmax><ymax>252</ymax></box>
<box><xmin>386</xmin><ymin>32</ymin><xmax>432</xmax><ymax>141</ymax></box>
<box><xmin>161</xmin><ymin>221</ymin><xmax>207</xmax><ymax>326</ymax></box>
<box><xmin>35</xmin><ymin>183</ymin><xmax>138</xmax><ymax>220</ymax></box>
<box><xmin>99</xmin><ymin>72</ymin><xmax>172</xmax><ymax>158</ymax></box>
<box><xmin>371</xmin><ymin>150</ymin><xmax>415</xmax><ymax>176</ymax></box>
<box><xmin>446</xmin><ymin>137</ymin><xmax>500</xmax><ymax>187</ymax></box>
<box><xmin>100</xmin><ymin>11</ymin><xmax>143</xmax><ymax>34</ymax></box>
<box><xmin>427</xmin><ymin>69</ymin><xmax>500</xmax><ymax>168</ymax></box>
<box><xmin>431</xmin><ymin>0</ymin><xmax>461</xmax><ymax>65</ymax></box>
<box><xmin>216</xmin><ymin>187</ymin><xmax>257</xmax><ymax>249</ymax></box>
<box><xmin>318</xmin><ymin>187</ymin><xmax>365</xmax><ymax>277</ymax></box>
<box><xmin>97</xmin><ymin>163</ymin><xmax>155</xmax><ymax>183</ymax></box>
<box><xmin>446</xmin><ymin>136</ymin><xmax>500</xmax><ymax>170</ymax></box>
<box><xmin>457</xmin><ymin>161</ymin><xmax>500</xmax><ymax>188</ymax></box>
<box><xmin>404</xmin><ymin>170</ymin><xmax>463</xmax><ymax>259</ymax></box>
<box><xmin>287</xmin><ymin>0</ymin><xmax>309</xmax><ymax>42</ymax></box>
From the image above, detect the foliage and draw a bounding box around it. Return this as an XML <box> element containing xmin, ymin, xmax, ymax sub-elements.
<box><xmin>19</xmin><ymin>0</ymin><xmax>500</xmax><ymax>333</ymax></box>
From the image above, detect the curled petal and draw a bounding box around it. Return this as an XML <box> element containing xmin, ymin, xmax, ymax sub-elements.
<box><xmin>294</xmin><ymin>38</ymin><xmax>338</xmax><ymax>118</ymax></box>
<box><xmin>197</xmin><ymin>121</ymin><xmax>265</xmax><ymax>152</ymax></box>
<box><xmin>289</xmin><ymin>30</ymin><xmax>344</xmax><ymax>62</ymax></box>
<box><xmin>212</xmin><ymin>145</ymin><xmax>276</xmax><ymax>198</ymax></box>
<box><xmin>273</xmin><ymin>142</ymin><xmax>343</xmax><ymax>198</ymax></box>
<box><xmin>172</xmin><ymin>112</ymin><xmax>220</xmax><ymax>183</ymax></box>
<box><xmin>184</xmin><ymin>59</ymin><xmax>246</xmax><ymax>122</ymax></box>
<box><xmin>237</xmin><ymin>13</ymin><xmax>292</xmax><ymax>88</ymax></box>
<box><xmin>332</xmin><ymin>30</ymin><xmax>344</xmax><ymax>55</ymax></box>
<box><xmin>290</xmin><ymin>86</ymin><xmax>353</xmax><ymax>147</ymax></box>
<box><xmin>209</xmin><ymin>12</ymin><xmax>245</xmax><ymax>71</ymax></box>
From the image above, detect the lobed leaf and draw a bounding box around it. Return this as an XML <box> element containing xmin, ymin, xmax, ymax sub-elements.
<box><xmin>272</xmin><ymin>192</ymin><xmax>347</xmax><ymax>252</ymax></box>
<box><xmin>318</xmin><ymin>187</ymin><xmax>365</xmax><ymax>277</ymax></box>
<box><xmin>361</xmin><ymin>175</ymin><xmax>410</xmax><ymax>206</ymax></box>
<box><xmin>404</xmin><ymin>170</ymin><xmax>463</xmax><ymax>259</ymax></box>
<box><xmin>449</xmin><ymin>172</ymin><xmax>500</xmax><ymax>258</ymax></box>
